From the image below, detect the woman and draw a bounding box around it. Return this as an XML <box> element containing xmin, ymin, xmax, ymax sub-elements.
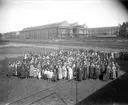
<box><xmin>7</xmin><ymin>62</ymin><xmax>11</xmax><ymax>77</ymax></box>
<box><xmin>29</xmin><ymin>64</ymin><xmax>34</xmax><ymax>78</ymax></box>
<box><xmin>112</xmin><ymin>63</ymin><xmax>117</xmax><ymax>79</ymax></box>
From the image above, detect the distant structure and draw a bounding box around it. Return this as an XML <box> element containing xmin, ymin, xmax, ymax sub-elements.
<box><xmin>4</xmin><ymin>21</ymin><xmax>120</xmax><ymax>40</ymax></box>
<box><xmin>19</xmin><ymin>21</ymin><xmax>89</xmax><ymax>39</ymax></box>
<box><xmin>3</xmin><ymin>31</ymin><xmax>20</xmax><ymax>39</ymax></box>
<box><xmin>88</xmin><ymin>26</ymin><xmax>119</xmax><ymax>37</ymax></box>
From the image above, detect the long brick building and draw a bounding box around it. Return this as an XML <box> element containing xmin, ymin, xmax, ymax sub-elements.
<box><xmin>19</xmin><ymin>21</ymin><xmax>89</xmax><ymax>39</ymax></box>
<box><xmin>89</xmin><ymin>26</ymin><xmax>119</xmax><ymax>37</ymax></box>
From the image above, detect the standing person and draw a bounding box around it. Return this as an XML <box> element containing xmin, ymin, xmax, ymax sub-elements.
<box><xmin>24</xmin><ymin>63</ymin><xmax>30</xmax><ymax>78</ymax></box>
<box><xmin>7</xmin><ymin>62</ymin><xmax>11</xmax><ymax>77</ymax></box>
<box><xmin>29</xmin><ymin>64</ymin><xmax>34</xmax><ymax>78</ymax></box>
<box><xmin>86</xmin><ymin>61</ymin><xmax>90</xmax><ymax>79</ymax></box>
<box><xmin>37</xmin><ymin>62</ymin><xmax>42</xmax><ymax>79</ymax></box>
<box><xmin>82</xmin><ymin>63</ymin><xmax>87</xmax><ymax>80</ymax></box>
<box><xmin>93</xmin><ymin>64</ymin><xmax>98</xmax><ymax>79</ymax></box>
<box><xmin>68</xmin><ymin>65</ymin><xmax>73</xmax><ymax>80</ymax></box>
<box><xmin>95</xmin><ymin>64</ymin><xmax>101</xmax><ymax>79</ymax></box>
<box><xmin>53</xmin><ymin>68</ymin><xmax>57</xmax><ymax>82</ymax></box>
<box><xmin>78</xmin><ymin>65</ymin><xmax>82</xmax><ymax>81</ymax></box>
<box><xmin>112</xmin><ymin>63</ymin><xmax>117</xmax><ymax>79</ymax></box>
<box><xmin>90</xmin><ymin>63</ymin><xmax>94</xmax><ymax>79</ymax></box>
<box><xmin>17</xmin><ymin>61</ymin><xmax>21</xmax><ymax>78</ymax></box>
<box><xmin>63</xmin><ymin>63</ymin><xmax>67</xmax><ymax>79</ymax></box>
<box><xmin>115</xmin><ymin>62</ymin><xmax>120</xmax><ymax>78</ymax></box>
<box><xmin>103</xmin><ymin>63</ymin><xmax>110</xmax><ymax>81</ymax></box>
<box><xmin>14</xmin><ymin>62</ymin><xmax>18</xmax><ymax>76</ymax></box>
<box><xmin>58</xmin><ymin>65</ymin><xmax>63</xmax><ymax>80</ymax></box>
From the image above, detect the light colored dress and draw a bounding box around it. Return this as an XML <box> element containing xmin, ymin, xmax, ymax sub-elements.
<box><xmin>58</xmin><ymin>67</ymin><xmax>63</xmax><ymax>80</ymax></box>
<box><xmin>63</xmin><ymin>66</ymin><xmax>67</xmax><ymax>78</ymax></box>
<box><xmin>68</xmin><ymin>67</ymin><xmax>73</xmax><ymax>80</ymax></box>
<box><xmin>29</xmin><ymin>65</ymin><xmax>34</xmax><ymax>77</ymax></box>
<box><xmin>112</xmin><ymin>66</ymin><xmax>116</xmax><ymax>79</ymax></box>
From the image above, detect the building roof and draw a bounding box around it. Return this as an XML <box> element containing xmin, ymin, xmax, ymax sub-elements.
<box><xmin>88</xmin><ymin>26</ymin><xmax>118</xmax><ymax>30</ymax></box>
<box><xmin>21</xmin><ymin>21</ymin><xmax>87</xmax><ymax>32</ymax></box>
<box><xmin>22</xmin><ymin>21</ymin><xmax>71</xmax><ymax>32</ymax></box>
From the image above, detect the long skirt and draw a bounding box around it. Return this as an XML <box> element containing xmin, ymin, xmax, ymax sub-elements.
<box><xmin>103</xmin><ymin>72</ymin><xmax>110</xmax><ymax>81</ymax></box>
<box><xmin>29</xmin><ymin>68</ymin><xmax>34</xmax><ymax>77</ymax></box>
<box><xmin>93</xmin><ymin>68</ymin><xmax>98</xmax><ymax>79</ymax></box>
<box><xmin>113</xmin><ymin>70</ymin><xmax>116</xmax><ymax>79</ymax></box>
<box><xmin>7</xmin><ymin>66</ymin><xmax>13</xmax><ymax>77</ymax></box>
<box><xmin>33</xmin><ymin>69</ymin><xmax>38</xmax><ymax>78</ymax></box>
<box><xmin>78</xmin><ymin>70</ymin><xmax>82</xmax><ymax>81</ymax></box>
<box><xmin>86</xmin><ymin>66</ymin><xmax>89</xmax><ymax>78</ymax></box>
<box><xmin>83</xmin><ymin>67</ymin><xmax>87</xmax><ymax>80</ymax></box>
<box><xmin>37</xmin><ymin>71</ymin><xmax>41</xmax><ymax>79</ymax></box>
<box><xmin>109</xmin><ymin>71</ymin><xmax>113</xmax><ymax>79</ymax></box>
<box><xmin>89</xmin><ymin>67</ymin><xmax>94</xmax><ymax>78</ymax></box>
<box><xmin>53</xmin><ymin>72</ymin><xmax>57</xmax><ymax>82</ymax></box>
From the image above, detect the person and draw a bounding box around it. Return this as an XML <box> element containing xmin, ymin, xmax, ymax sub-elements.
<box><xmin>115</xmin><ymin>62</ymin><xmax>120</xmax><ymax>78</ymax></box>
<box><xmin>37</xmin><ymin>62</ymin><xmax>42</xmax><ymax>79</ymax></box>
<box><xmin>14</xmin><ymin>62</ymin><xmax>18</xmax><ymax>76</ymax></box>
<box><xmin>68</xmin><ymin>65</ymin><xmax>73</xmax><ymax>80</ymax></box>
<box><xmin>63</xmin><ymin>63</ymin><xmax>67</xmax><ymax>79</ymax></box>
<box><xmin>112</xmin><ymin>63</ymin><xmax>117</xmax><ymax>79</ymax></box>
<box><xmin>89</xmin><ymin>63</ymin><xmax>94</xmax><ymax>79</ymax></box>
<box><xmin>7</xmin><ymin>62</ymin><xmax>11</xmax><ymax>77</ymax></box>
<box><xmin>93</xmin><ymin>64</ymin><xmax>98</xmax><ymax>79</ymax></box>
<box><xmin>78</xmin><ymin>65</ymin><xmax>82</xmax><ymax>81</ymax></box>
<box><xmin>58</xmin><ymin>65</ymin><xmax>63</xmax><ymax>80</ymax></box>
<box><xmin>82</xmin><ymin>63</ymin><xmax>87</xmax><ymax>80</ymax></box>
<box><xmin>103</xmin><ymin>63</ymin><xmax>111</xmax><ymax>81</ymax></box>
<box><xmin>95</xmin><ymin>64</ymin><xmax>100</xmax><ymax>79</ymax></box>
<box><xmin>29</xmin><ymin>64</ymin><xmax>34</xmax><ymax>78</ymax></box>
<box><xmin>86</xmin><ymin>61</ymin><xmax>90</xmax><ymax>78</ymax></box>
<box><xmin>53</xmin><ymin>68</ymin><xmax>57</xmax><ymax>82</ymax></box>
<box><xmin>17</xmin><ymin>61</ymin><xmax>21</xmax><ymax>78</ymax></box>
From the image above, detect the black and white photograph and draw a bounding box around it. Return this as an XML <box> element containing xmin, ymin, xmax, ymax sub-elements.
<box><xmin>0</xmin><ymin>0</ymin><xmax>128</xmax><ymax>105</ymax></box>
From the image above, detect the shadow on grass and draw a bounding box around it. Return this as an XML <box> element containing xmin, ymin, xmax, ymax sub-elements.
<box><xmin>76</xmin><ymin>73</ymin><xmax>128</xmax><ymax>105</ymax></box>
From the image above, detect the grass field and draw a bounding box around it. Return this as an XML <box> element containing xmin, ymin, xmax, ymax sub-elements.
<box><xmin>0</xmin><ymin>40</ymin><xmax>128</xmax><ymax>105</ymax></box>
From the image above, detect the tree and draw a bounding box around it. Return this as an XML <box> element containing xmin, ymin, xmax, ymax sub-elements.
<box><xmin>119</xmin><ymin>22</ymin><xmax>128</xmax><ymax>38</ymax></box>
<box><xmin>0</xmin><ymin>33</ymin><xmax>2</xmax><ymax>38</ymax></box>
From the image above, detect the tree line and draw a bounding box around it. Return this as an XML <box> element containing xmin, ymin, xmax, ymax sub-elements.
<box><xmin>119</xmin><ymin>22</ymin><xmax>128</xmax><ymax>38</ymax></box>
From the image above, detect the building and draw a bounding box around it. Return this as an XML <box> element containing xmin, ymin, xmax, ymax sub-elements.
<box><xmin>88</xmin><ymin>26</ymin><xmax>119</xmax><ymax>37</ymax></box>
<box><xmin>3</xmin><ymin>31</ymin><xmax>20</xmax><ymax>39</ymax></box>
<box><xmin>19</xmin><ymin>21</ymin><xmax>89</xmax><ymax>39</ymax></box>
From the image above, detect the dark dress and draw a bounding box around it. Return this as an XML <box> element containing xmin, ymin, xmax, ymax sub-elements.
<box><xmin>103</xmin><ymin>70</ymin><xmax>110</xmax><ymax>81</ymax></box>
<box><xmin>17</xmin><ymin>64</ymin><xmax>21</xmax><ymax>78</ymax></box>
<box><xmin>89</xmin><ymin>65</ymin><xmax>94</xmax><ymax>78</ymax></box>
<box><xmin>78</xmin><ymin>67</ymin><xmax>82</xmax><ymax>81</ymax></box>
<box><xmin>93</xmin><ymin>66</ymin><xmax>97</xmax><ymax>79</ymax></box>
<box><xmin>82</xmin><ymin>66</ymin><xmax>87</xmax><ymax>80</ymax></box>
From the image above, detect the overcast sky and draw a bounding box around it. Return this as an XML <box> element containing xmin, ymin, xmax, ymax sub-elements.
<box><xmin>0</xmin><ymin>0</ymin><xmax>128</xmax><ymax>33</ymax></box>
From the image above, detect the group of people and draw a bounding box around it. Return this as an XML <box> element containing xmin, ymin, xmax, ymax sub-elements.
<box><xmin>7</xmin><ymin>49</ymin><xmax>120</xmax><ymax>81</ymax></box>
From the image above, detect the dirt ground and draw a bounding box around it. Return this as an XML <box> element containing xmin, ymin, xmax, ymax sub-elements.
<box><xmin>0</xmin><ymin>43</ymin><xmax>127</xmax><ymax>105</ymax></box>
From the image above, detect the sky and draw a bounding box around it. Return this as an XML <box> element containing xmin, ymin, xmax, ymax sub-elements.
<box><xmin>0</xmin><ymin>0</ymin><xmax>128</xmax><ymax>33</ymax></box>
